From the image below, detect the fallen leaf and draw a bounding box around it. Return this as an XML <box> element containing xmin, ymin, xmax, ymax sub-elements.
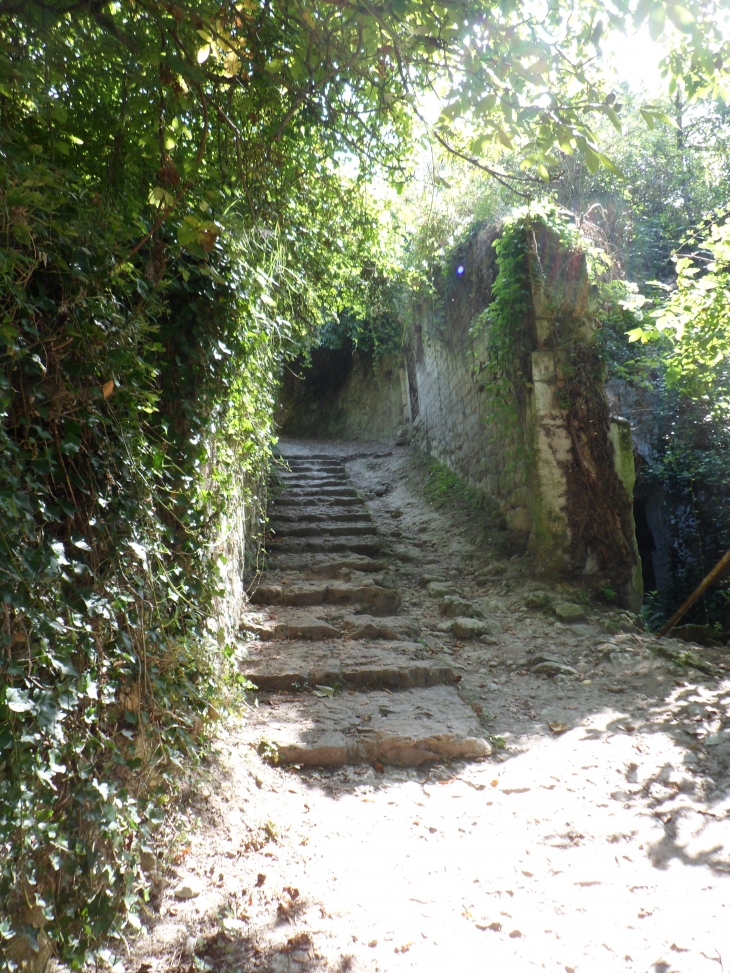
<box><xmin>548</xmin><ymin>722</ymin><xmax>569</xmax><ymax>735</ymax></box>
<box><xmin>277</xmin><ymin>899</ymin><xmax>296</xmax><ymax>922</ymax></box>
<box><xmin>491</xmin><ymin>779</ymin><xmax>499</xmax><ymax>787</ymax></box>
<box><xmin>368</xmin><ymin>940</ymin><xmax>378</xmax><ymax>948</ymax></box>
<box><xmin>476</xmin><ymin>921</ymin><xmax>501</xmax><ymax>932</ymax></box>
<box><xmin>256</xmin><ymin>873</ymin><xmax>266</xmax><ymax>887</ymax></box>
<box><xmin>313</xmin><ymin>685</ymin><xmax>334</xmax><ymax>697</ymax></box>
<box><xmin>102</xmin><ymin>379</ymin><xmax>114</xmax><ymax>399</ymax></box>
<box><xmin>509</xmin><ymin>929</ymin><xmax>522</xmax><ymax>938</ymax></box>
<box><xmin>283</xmin><ymin>932</ymin><xmax>312</xmax><ymax>953</ymax></box>
<box><xmin>283</xmin><ymin>886</ymin><xmax>299</xmax><ymax>900</ymax></box>
<box><xmin>394</xmin><ymin>942</ymin><xmax>413</xmax><ymax>953</ymax></box>
<box><xmin>374</xmin><ymin>761</ymin><xmax>384</xmax><ymax>773</ymax></box>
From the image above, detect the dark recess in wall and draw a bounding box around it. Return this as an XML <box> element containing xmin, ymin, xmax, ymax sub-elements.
<box><xmin>277</xmin><ymin>346</ymin><xmax>354</xmax><ymax>436</ymax></box>
<box><xmin>633</xmin><ymin>498</ymin><xmax>657</xmax><ymax>592</ymax></box>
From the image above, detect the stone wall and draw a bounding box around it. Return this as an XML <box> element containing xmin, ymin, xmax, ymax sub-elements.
<box><xmin>278</xmin><ymin>349</ymin><xmax>406</xmax><ymax>442</ymax></box>
<box><xmin>406</xmin><ymin>222</ymin><xmax>641</xmax><ymax>607</ymax></box>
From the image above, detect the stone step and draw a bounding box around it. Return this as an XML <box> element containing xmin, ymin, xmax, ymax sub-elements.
<box><xmin>241</xmin><ymin>611</ymin><xmax>341</xmax><ymax>641</ymax></box>
<box><xmin>339</xmin><ymin>613</ymin><xmax>421</xmax><ymax>641</ymax></box>
<box><xmin>279</xmin><ymin>470</ymin><xmax>348</xmax><ymax>480</ymax></box>
<box><xmin>282</xmin><ymin>466</ymin><xmax>345</xmax><ymax>475</ymax></box>
<box><xmin>296</xmin><ymin>555</ymin><xmax>389</xmax><ymax>577</ymax></box>
<box><xmin>241</xmin><ymin>640</ymin><xmax>455</xmax><ymax>692</ymax></box>
<box><xmin>250</xmin><ymin>581</ymin><xmax>400</xmax><ymax>614</ymax></box>
<box><xmin>273</xmin><ymin>496</ymin><xmax>365</xmax><ymax>509</ymax></box>
<box><xmin>244</xmin><ymin>686</ymin><xmax>491</xmax><ymax>767</ymax></box>
<box><xmin>280</xmin><ymin>486</ymin><xmax>359</xmax><ymax>498</ymax></box>
<box><xmin>270</xmin><ymin>511</ymin><xmax>372</xmax><ymax>525</ymax></box>
<box><xmin>270</xmin><ymin>537</ymin><xmax>381</xmax><ymax>556</ymax></box>
<box><xmin>275</xmin><ymin>452</ymin><xmax>344</xmax><ymax>461</ymax></box>
<box><xmin>240</xmin><ymin>608</ymin><xmax>420</xmax><ymax>642</ymax></box>
<box><xmin>272</xmin><ymin>523</ymin><xmax>377</xmax><ymax>538</ymax></box>
<box><xmin>278</xmin><ymin>478</ymin><xmax>350</xmax><ymax>489</ymax></box>
<box><xmin>265</xmin><ymin>554</ymin><xmax>386</xmax><ymax>574</ymax></box>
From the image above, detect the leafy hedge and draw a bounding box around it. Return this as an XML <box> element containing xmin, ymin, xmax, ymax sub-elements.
<box><xmin>0</xmin><ymin>130</ymin><xmax>296</xmax><ymax>963</ymax></box>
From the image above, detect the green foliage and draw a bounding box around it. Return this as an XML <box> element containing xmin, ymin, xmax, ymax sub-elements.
<box><xmin>0</xmin><ymin>2</ymin><xmax>393</xmax><ymax>964</ymax></box>
<box><xmin>471</xmin><ymin>213</ymin><xmax>533</xmax><ymax>413</ymax></box>
<box><xmin>628</xmin><ymin>209</ymin><xmax>730</xmax><ymax>408</ymax></box>
<box><xmin>317</xmin><ymin>253</ymin><xmax>403</xmax><ymax>361</ymax></box>
<box><xmin>0</xmin><ymin>134</ymin><xmax>293</xmax><ymax>964</ymax></box>
<box><xmin>422</xmin><ymin>455</ymin><xmax>487</xmax><ymax>516</ymax></box>
<box><xmin>556</xmin><ymin>93</ymin><xmax>730</xmax><ymax>282</ymax></box>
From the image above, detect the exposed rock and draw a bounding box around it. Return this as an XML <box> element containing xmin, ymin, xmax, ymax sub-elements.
<box><xmin>524</xmin><ymin>592</ymin><xmax>553</xmax><ymax>612</ymax></box>
<box><xmin>505</xmin><ymin>506</ymin><xmax>532</xmax><ymax>532</ymax></box>
<box><xmin>554</xmin><ymin>602</ymin><xmax>587</xmax><ymax>622</ymax></box>
<box><xmin>474</xmin><ymin>562</ymin><xmax>508</xmax><ymax>582</ymax></box>
<box><xmin>452</xmin><ymin>617</ymin><xmax>490</xmax><ymax>639</ymax></box>
<box><xmin>174</xmin><ymin>876</ymin><xmax>203</xmax><ymax>900</ymax></box>
<box><xmin>441</xmin><ymin>595</ymin><xmax>476</xmax><ymax>618</ymax></box>
<box><xmin>529</xmin><ymin>656</ymin><xmax>579</xmax><ymax>677</ymax></box>
<box><xmin>427</xmin><ymin>581</ymin><xmax>458</xmax><ymax>598</ymax></box>
<box><xmin>648</xmin><ymin>641</ymin><xmax>717</xmax><ymax>675</ymax></box>
<box><xmin>340</xmin><ymin>613</ymin><xmax>420</xmax><ymax>641</ymax></box>
<box><xmin>250</xmin><ymin>687</ymin><xmax>491</xmax><ymax>766</ymax></box>
<box><xmin>420</xmin><ymin>573</ymin><xmax>445</xmax><ymax>585</ymax></box>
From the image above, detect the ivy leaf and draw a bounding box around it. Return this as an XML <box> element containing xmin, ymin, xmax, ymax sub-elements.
<box><xmin>6</xmin><ymin>688</ymin><xmax>34</xmax><ymax>713</ymax></box>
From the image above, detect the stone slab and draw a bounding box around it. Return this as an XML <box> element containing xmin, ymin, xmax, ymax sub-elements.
<box><xmin>270</xmin><ymin>511</ymin><xmax>372</xmax><ymax>524</ymax></box>
<box><xmin>241</xmin><ymin>640</ymin><xmax>454</xmax><ymax>691</ymax></box>
<box><xmin>340</xmin><ymin>613</ymin><xmax>421</xmax><ymax>641</ymax></box>
<box><xmin>278</xmin><ymin>474</ymin><xmax>349</xmax><ymax>483</ymax></box>
<box><xmin>299</xmin><ymin>556</ymin><xmax>389</xmax><ymax>577</ymax></box>
<box><xmin>251</xmin><ymin>582</ymin><xmax>401</xmax><ymax>614</ymax></box>
<box><xmin>273</xmin><ymin>523</ymin><xmax>377</xmax><ymax>538</ymax></box>
<box><xmin>274</xmin><ymin>496</ymin><xmax>365</xmax><ymax>509</ymax></box>
<box><xmin>266</xmin><ymin>554</ymin><xmax>388</xmax><ymax>576</ymax></box>
<box><xmin>267</xmin><ymin>537</ymin><xmax>382</xmax><ymax>556</ymax></box>
<box><xmin>281</xmin><ymin>486</ymin><xmax>358</xmax><ymax>498</ymax></box>
<box><xmin>240</xmin><ymin>612</ymin><xmax>340</xmax><ymax>641</ymax></box>
<box><xmin>248</xmin><ymin>686</ymin><xmax>491</xmax><ymax>766</ymax></box>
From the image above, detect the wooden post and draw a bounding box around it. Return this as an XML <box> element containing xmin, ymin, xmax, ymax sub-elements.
<box><xmin>658</xmin><ymin>546</ymin><xmax>730</xmax><ymax>638</ymax></box>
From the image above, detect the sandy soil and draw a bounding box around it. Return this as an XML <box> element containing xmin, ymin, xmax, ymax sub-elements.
<box><xmin>122</xmin><ymin>440</ymin><xmax>730</xmax><ymax>973</ymax></box>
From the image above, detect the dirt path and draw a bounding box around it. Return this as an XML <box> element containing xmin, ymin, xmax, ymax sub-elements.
<box><xmin>129</xmin><ymin>439</ymin><xmax>730</xmax><ymax>973</ymax></box>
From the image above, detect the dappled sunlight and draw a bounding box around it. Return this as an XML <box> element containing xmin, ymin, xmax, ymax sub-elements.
<box><xmin>132</xmin><ymin>683</ymin><xmax>730</xmax><ymax>973</ymax></box>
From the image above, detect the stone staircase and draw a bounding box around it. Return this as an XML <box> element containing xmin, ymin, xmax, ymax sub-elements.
<box><xmin>239</xmin><ymin>447</ymin><xmax>491</xmax><ymax>767</ymax></box>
